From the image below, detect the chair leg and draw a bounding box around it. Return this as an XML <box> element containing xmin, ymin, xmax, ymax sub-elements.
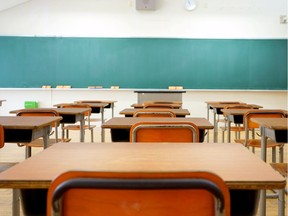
<box><xmin>278</xmin><ymin>188</ymin><xmax>285</xmax><ymax>216</ymax></box>
<box><xmin>25</xmin><ymin>146</ymin><xmax>31</xmax><ymax>159</ymax></box>
<box><xmin>91</xmin><ymin>129</ymin><xmax>94</xmax><ymax>142</ymax></box>
<box><xmin>221</xmin><ymin>130</ymin><xmax>225</xmax><ymax>143</ymax></box>
<box><xmin>279</xmin><ymin>145</ymin><xmax>284</xmax><ymax>163</ymax></box>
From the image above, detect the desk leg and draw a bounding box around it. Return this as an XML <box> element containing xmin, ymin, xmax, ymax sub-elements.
<box><xmin>206</xmin><ymin>105</ymin><xmax>210</xmax><ymax>142</ymax></box>
<box><xmin>213</xmin><ymin>109</ymin><xmax>218</xmax><ymax>142</ymax></box>
<box><xmin>80</xmin><ymin>114</ymin><xmax>85</xmax><ymax>142</ymax></box>
<box><xmin>112</xmin><ymin>103</ymin><xmax>114</xmax><ymax>118</ymax></box>
<box><xmin>278</xmin><ymin>188</ymin><xmax>285</xmax><ymax>216</ymax></box>
<box><xmin>12</xmin><ymin>189</ymin><xmax>20</xmax><ymax>216</ymax></box>
<box><xmin>260</xmin><ymin>126</ymin><xmax>267</xmax><ymax>162</ymax></box>
<box><xmin>259</xmin><ymin>189</ymin><xmax>266</xmax><ymax>216</ymax></box>
<box><xmin>101</xmin><ymin>107</ymin><xmax>105</xmax><ymax>142</ymax></box>
<box><xmin>227</xmin><ymin>119</ymin><xmax>231</xmax><ymax>142</ymax></box>
<box><xmin>43</xmin><ymin>126</ymin><xmax>50</xmax><ymax>149</ymax></box>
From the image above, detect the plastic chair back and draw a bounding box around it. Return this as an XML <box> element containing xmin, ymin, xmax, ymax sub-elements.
<box><xmin>47</xmin><ymin>171</ymin><xmax>230</xmax><ymax>216</ymax></box>
<box><xmin>130</xmin><ymin>121</ymin><xmax>199</xmax><ymax>142</ymax></box>
<box><xmin>133</xmin><ymin>109</ymin><xmax>176</xmax><ymax>118</ymax></box>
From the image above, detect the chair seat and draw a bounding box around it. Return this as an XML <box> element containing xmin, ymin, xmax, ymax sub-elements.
<box><xmin>270</xmin><ymin>163</ymin><xmax>287</xmax><ymax>177</ymax></box>
<box><xmin>235</xmin><ymin>139</ymin><xmax>282</xmax><ymax>148</ymax></box>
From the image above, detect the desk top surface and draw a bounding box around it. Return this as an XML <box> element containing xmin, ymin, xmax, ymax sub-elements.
<box><xmin>102</xmin><ymin>117</ymin><xmax>213</xmax><ymax>129</ymax></box>
<box><xmin>10</xmin><ymin>108</ymin><xmax>91</xmax><ymax>115</ymax></box>
<box><xmin>0</xmin><ymin>142</ymin><xmax>284</xmax><ymax>189</ymax></box>
<box><xmin>120</xmin><ymin>108</ymin><xmax>190</xmax><ymax>116</ymax></box>
<box><xmin>74</xmin><ymin>100</ymin><xmax>117</xmax><ymax>104</ymax></box>
<box><xmin>221</xmin><ymin>109</ymin><xmax>286</xmax><ymax>115</ymax></box>
<box><xmin>0</xmin><ymin>116</ymin><xmax>62</xmax><ymax>129</ymax></box>
<box><xmin>251</xmin><ymin>118</ymin><xmax>288</xmax><ymax>130</ymax></box>
<box><xmin>54</xmin><ymin>102</ymin><xmax>109</xmax><ymax>108</ymax></box>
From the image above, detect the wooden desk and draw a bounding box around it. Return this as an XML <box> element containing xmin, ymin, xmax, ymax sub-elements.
<box><xmin>0</xmin><ymin>116</ymin><xmax>62</xmax><ymax>149</ymax></box>
<box><xmin>55</xmin><ymin>103</ymin><xmax>109</xmax><ymax>142</ymax></box>
<box><xmin>205</xmin><ymin>101</ymin><xmax>243</xmax><ymax>142</ymax></box>
<box><xmin>0</xmin><ymin>142</ymin><xmax>285</xmax><ymax>215</ymax></box>
<box><xmin>120</xmin><ymin>108</ymin><xmax>190</xmax><ymax>117</ymax></box>
<box><xmin>251</xmin><ymin>117</ymin><xmax>288</xmax><ymax>216</ymax></box>
<box><xmin>10</xmin><ymin>108</ymin><xmax>90</xmax><ymax>142</ymax></box>
<box><xmin>102</xmin><ymin>117</ymin><xmax>213</xmax><ymax>142</ymax></box>
<box><xmin>74</xmin><ymin>100</ymin><xmax>117</xmax><ymax>117</ymax></box>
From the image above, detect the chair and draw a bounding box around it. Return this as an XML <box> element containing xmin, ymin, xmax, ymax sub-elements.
<box><xmin>130</xmin><ymin>121</ymin><xmax>199</xmax><ymax>142</ymax></box>
<box><xmin>47</xmin><ymin>170</ymin><xmax>230</xmax><ymax>216</ymax></box>
<box><xmin>0</xmin><ymin>125</ymin><xmax>20</xmax><ymax>216</ymax></box>
<box><xmin>234</xmin><ymin>110</ymin><xmax>286</xmax><ymax>162</ymax></box>
<box><xmin>61</xmin><ymin>104</ymin><xmax>95</xmax><ymax>142</ymax></box>
<box><xmin>133</xmin><ymin>109</ymin><xmax>176</xmax><ymax>118</ymax></box>
<box><xmin>219</xmin><ymin>104</ymin><xmax>254</xmax><ymax>142</ymax></box>
<box><xmin>16</xmin><ymin>109</ymin><xmax>71</xmax><ymax>158</ymax></box>
<box><xmin>143</xmin><ymin>101</ymin><xmax>181</xmax><ymax>109</ymax></box>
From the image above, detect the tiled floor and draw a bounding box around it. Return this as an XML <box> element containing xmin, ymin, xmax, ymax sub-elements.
<box><xmin>0</xmin><ymin>128</ymin><xmax>287</xmax><ymax>216</ymax></box>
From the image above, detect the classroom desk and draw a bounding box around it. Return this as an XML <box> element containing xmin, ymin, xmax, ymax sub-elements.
<box><xmin>102</xmin><ymin>117</ymin><xmax>213</xmax><ymax>142</ymax></box>
<box><xmin>54</xmin><ymin>102</ymin><xmax>109</xmax><ymax>142</ymax></box>
<box><xmin>74</xmin><ymin>100</ymin><xmax>117</xmax><ymax>117</ymax></box>
<box><xmin>120</xmin><ymin>108</ymin><xmax>190</xmax><ymax>117</ymax></box>
<box><xmin>251</xmin><ymin>117</ymin><xmax>288</xmax><ymax>216</ymax></box>
<box><xmin>10</xmin><ymin>108</ymin><xmax>90</xmax><ymax>142</ymax></box>
<box><xmin>0</xmin><ymin>116</ymin><xmax>62</xmax><ymax>149</ymax></box>
<box><xmin>0</xmin><ymin>142</ymin><xmax>285</xmax><ymax>216</ymax></box>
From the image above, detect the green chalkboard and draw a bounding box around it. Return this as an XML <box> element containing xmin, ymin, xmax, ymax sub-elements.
<box><xmin>0</xmin><ymin>36</ymin><xmax>287</xmax><ymax>89</ymax></box>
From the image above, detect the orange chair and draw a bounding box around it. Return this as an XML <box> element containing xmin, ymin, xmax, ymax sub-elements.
<box><xmin>133</xmin><ymin>109</ymin><xmax>176</xmax><ymax>118</ymax></box>
<box><xmin>130</xmin><ymin>121</ymin><xmax>199</xmax><ymax>142</ymax></box>
<box><xmin>235</xmin><ymin>110</ymin><xmax>286</xmax><ymax>162</ymax></box>
<box><xmin>47</xmin><ymin>171</ymin><xmax>230</xmax><ymax>216</ymax></box>
<box><xmin>16</xmin><ymin>109</ymin><xmax>70</xmax><ymax>158</ymax></box>
<box><xmin>0</xmin><ymin>125</ymin><xmax>20</xmax><ymax>215</ymax></box>
<box><xmin>143</xmin><ymin>103</ymin><xmax>180</xmax><ymax>109</ymax></box>
<box><xmin>61</xmin><ymin>104</ymin><xmax>95</xmax><ymax>142</ymax></box>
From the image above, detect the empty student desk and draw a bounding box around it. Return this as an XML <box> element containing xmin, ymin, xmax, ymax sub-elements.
<box><xmin>102</xmin><ymin>117</ymin><xmax>213</xmax><ymax>142</ymax></box>
<box><xmin>120</xmin><ymin>108</ymin><xmax>190</xmax><ymax>117</ymax></box>
<box><xmin>0</xmin><ymin>116</ymin><xmax>62</xmax><ymax>149</ymax></box>
<box><xmin>0</xmin><ymin>142</ymin><xmax>285</xmax><ymax>216</ymax></box>
<box><xmin>10</xmin><ymin>108</ymin><xmax>90</xmax><ymax>142</ymax></box>
<box><xmin>74</xmin><ymin>100</ymin><xmax>117</xmax><ymax>117</ymax></box>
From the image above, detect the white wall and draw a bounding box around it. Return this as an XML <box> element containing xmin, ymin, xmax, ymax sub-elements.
<box><xmin>0</xmin><ymin>89</ymin><xmax>286</xmax><ymax>119</ymax></box>
<box><xmin>0</xmin><ymin>0</ymin><xmax>286</xmax><ymax>38</ymax></box>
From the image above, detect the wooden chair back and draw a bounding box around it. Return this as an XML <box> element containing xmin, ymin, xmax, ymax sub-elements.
<box><xmin>130</xmin><ymin>121</ymin><xmax>199</xmax><ymax>142</ymax></box>
<box><xmin>47</xmin><ymin>171</ymin><xmax>230</xmax><ymax>216</ymax></box>
<box><xmin>244</xmin><ymin>110</ymin><xmax>286</xmax><ymax>129</ymax></box>
<box><xmin>0</xmin><ymin>125</ymin><xmax>4</xmax><ymax>149</ymax></box>
<box><xmin>133</xmin><ymin>109</ymin><xmax>176</xmax><ymax>118</ymax></box>
<box><xmin>143</xmin><ymin>103</ymin><xmax>176</xmax><ymax>109</ymax></box>
<box><xmin>16</xmin><ymin>109</ymin><xmax>60</xmax><ymax>127</ymax></box>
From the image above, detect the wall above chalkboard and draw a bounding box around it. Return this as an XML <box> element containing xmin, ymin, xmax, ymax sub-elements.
<box><xmin>0</xmin><ymin>36</ymin><xmax>287</xmax><ymax>90</ymax></box>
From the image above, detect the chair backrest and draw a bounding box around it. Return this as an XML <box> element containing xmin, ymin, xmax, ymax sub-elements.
<box><xmin>133</xmin><ymin>109</ymin><xmax>176</xmax><ymax>118</ymax></box>
<box><xmin>143</xmin><ymin>103</ymin><xmax>176</xmax><ymax>109</ymax></box>
<box><xmin>244</xmin><ymin>110</ymin><xmax>286</xmax><ymax>129</ymax></box>
<box><xmin>0</xmin><ymin>125</ymin><xmax>4</xmax><ymax>149</ymax></box>
<box><xmin>47</xmin><ymin>171</ymin><xmax>230</xmax><ymax>216</ymax></box>
<box><xmin>16</xmin><ymin>109</ymin><xmax>60</xmax><ymax>127</ymax></box>
<box><xmin>223</xmin><ymin>104</ymin><xmax>254</xmax><ymax>109</ymax></box>
<box><xmin>130</xmin><ymin>121</ymin><xmax>199</xmax><ymax>142</ymax></box>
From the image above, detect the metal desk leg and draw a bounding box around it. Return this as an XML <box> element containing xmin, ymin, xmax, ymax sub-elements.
<box><xmin>80</xmin><ymin>114</ymin><xmax>85</xmax><ymax>142</ymax></box>
<box><xmin>12</xmin><ymin>189</ymin><xmax>20</xmax><ymax>216</ymax></box>
<box><xmin>260</xmin><ymin>126</ymin><xmax>267</xmax><ymax>162</ymax></box>
<box><xmin>206</xmin><ymin>104</ymin><xmax>210</xmax><ymax>142</ymax></box>
<box><xmin>227</xmin><ymin>119</ymin><xmax>231</xmax><ymax>142</ymax></box>
<box><xmin>278</xmin><ymin>188</ymin><xmax>285</xmax><ymax>216</ymax></box>
<box><xmin>101</xmin><ymin>107</ymin><xmax>105</xmax><ymax>142</ymax></box>
<box><xmin>213</xmin><ymin>109</ymin><xmax>218</xmax><ymax>142</ymax></box>
<box><xmin>259</xmin><ymin>190</ymin><xmax>266</xmax><ymax>216</ymax></box>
